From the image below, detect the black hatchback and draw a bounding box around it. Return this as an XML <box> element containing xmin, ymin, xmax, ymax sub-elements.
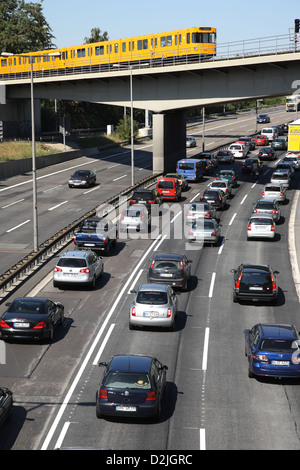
<box><xmin>96</xmin><ymin>355</ymin><xmax>168</xmax><ymax>420</ymax></box>
<box><xmin>148</xmin><ymin>253</ymin><xmax>192</xmax><ymax>290</ymax></box>
<box><xmin>129</xmin><ymin>189</ymin><xmax>163</xmax><ymax>210</ymax></box>
<box><xmin>200</xmin><ymin>189</ymin><xmax>226</xmax><ymax>209</ymax></box>
<box><xmin>231</xmin><ymin>264</ymin><xmax>279</xmax><ymax>304</ymax></box>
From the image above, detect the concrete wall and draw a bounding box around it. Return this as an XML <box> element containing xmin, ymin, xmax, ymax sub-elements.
<box><xmin>0</xmin><ymin>99</ymin><xmax>41</xmax><ymax>139</ymax></box>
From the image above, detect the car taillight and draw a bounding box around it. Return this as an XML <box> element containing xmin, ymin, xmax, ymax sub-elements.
<box><xmin>247</xmin><ymin>223</ymin><xmax>251</xmax><ymax>231</ymax></box>
<box><xmin>281</xmin><ymin>192</ymin><xmax>284</xmax><ymax>196</ymax></box>
<box><xmin>99</xmin><ymin>388</ymin><xmax>108</xmax><ymax>399</ymax></box>
<box><xmin>271</xmin><ymin>225</ymin><xmax>275</xmax><ymax>232</ymax></box>
<box><xmin>231</xmin><ymin>177</ymin><xmax>235</xmax><ymax>181</ymax></box>
<box><xmin>54</xmin><ymin>267</ymin><xmax>62</xmax><ymax>272</ymax></box>
<box><xmin>121</xmin><ymin>210</ymin><xmax>125</xmax><ymax>221</ymax></box>
<box><xmin>187</xmin><ymin>211</ymin><xmax>191</xmax><ymax>216</ymax></box>
<box><xmin>149</xmin><ymin>200</ymin><xmax>155</xmax><ymax>204</ymax></box>
<box><xmin>167</xmin><ymin>308</ymin><xmax>172</xmax><ymax>318</ymax></box>
<box><xmin>33</xmin><ymin>321</ymin><xmax>46</xmax><ymax>329</ymax></box>
<box><xmin>271</xmin><ymin>210</ymin><xmax>278</xmax><ymax>214</ymax></box>
<box><xmin>205</xmin><ymin>212</ymin><xmax>210</xmax><ymax>217</ymax></box>
<box><xmin>253</xmin><ymin>353</ymin><xmax>268</xmax><ymax>361</ymax></box>
<box><xmin>253</xmin><ymin>209</ymin><xmax>258</xmax><ymax>213</ymax></box>
<box><xmin>150</xmin><ymin>260</ymin><xmax>154</xmax><ymax>268</ymax></box>
<box><xmin>131</xmin><ymin>307</ymin><xmax>136</xmax><ymax>316</ymax></box>
<box><xmin>211</xmin><ymin>232</ymin><xmax>216</xmax><ymax>237</ymax></box>
<box><xmin>180</xmin><ymin>261</ymin><xmax>184</xmax><ymax>270</ymax></box>
<box><xmin>130</xmin><ymin>199</ymin><xmax>136</xmax><ymax>204</ymax></box>
<box><xmin>79</xmin><ymin>268</ymin><xmax>90</xmax><ymax>273</ymax></box>
<box><xmin>262</xmin><ymin>192</ymin><xmax>265</xmax><ymax>196</ymax></box>
<box><xmin>0</xmin><ymin>319</ymin><xmax>10</xmax><ymax>328</ymax></box>
<box><xmin>235</xmin><ymin>273</ymin><xmax>243</xmax><ymax>289</ymax></box>
<box><xmin>146</xmin><ymin>391</ymin><xmax>157</xmax><ymax>401</ymax></box>
<box><xmin>189</xmin><ymin>230</ymin><xmax>193</xmax><ymax>236</ymax></box>
<box><xmin>270</xmin><ymin>274</ymin><xmax>277</xmax><ymax>290</ymax></box>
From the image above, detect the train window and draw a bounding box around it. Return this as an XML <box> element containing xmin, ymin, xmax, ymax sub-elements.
<box><xmin>175</xmin><ymin>36</ymin><xmax>177</xmax><ymax>46</ymax></box>
<box><xmin>132</xmin><ymin>41</ymin><xmax>135</xmax><ymax>51</ymax></box>
<box><xmin>122</xmin><ymin>42</ymin><xmax>126</xmax><ymax>52</ymax></box>
<box><xmin>114</xmin><ymin>43</ymin><xmax>118</xmax><ymax>53</ymax></box>
<box><xmin>143</xmin><ymin>39</ymin><xmax>148</xmax><ymax>49</ymax></box>
<box><xmin>77</xmin><ymin>48</ymin><xmax>86</xmax><ymax>58</ymax></box>
<box><xmin>202</xmin><ymin>33</ymin><xmax>209</xmax><ymax>43</ymax></box>
<box><xmin>1</xmin><ymin>60</ymin><xmax>7</xmax><ymax>67</ymax></box>
<box><xmin>160</xmin><ymin>36</ymin><xmax>166</xmax><ymax>47</ymax></box>
<box><xmin>187</xmin><ymin>33</ymin><xmax>190</xmax><ymax>44</ymax></box>
<box><xmin>167</xmin><ymin>36</ymin><xmax>172</xmax><ymax>46</ymax></box>
<box><xmin>192</xmin><ymin>33</ymin><xmax>201</xmax><ymax>43</ymax></box>
<box><xmin>138</xmin><ymin>40</ymin><xmax>142</xmax><ymax>50</ymax></box>
<box><xmin>179</xmin><ymin>34</ymin><xmax>181</xmax><ymax>45</ymax></box>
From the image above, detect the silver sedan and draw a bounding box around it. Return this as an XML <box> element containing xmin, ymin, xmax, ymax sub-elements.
<box><xmin>270</xmin><ymin>172</ymin><xmax>290</xmax><ymax>189</ymax></box>
<box><xmin>129</xmin><ymin>284</ymin><xmax>178</xmax><ymax>330</ymax></box>
<box><xmin>261</xmin><ymin>183</ymin><xmax>286</xmax><ymax>203</ymax></box>
<box><xmin>188</xmin><ymin>218</ymin><xmax>221</xmax><ymax>246</ymax></box>
<box><xmin>247</xmin><ymin>213</ymin><xmax>276</xmax><ymax>240</ymax></box>
<box><xmin>185</xmin><ymin>202</ymin><xmax>217</xmax><ymax>225</ymax></box>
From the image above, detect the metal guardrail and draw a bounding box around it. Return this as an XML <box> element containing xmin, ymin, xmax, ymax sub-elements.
<box><xmin>0</xmin><ymin>172</ymin><xmax>162</xmax><ymax>302</ymax></box>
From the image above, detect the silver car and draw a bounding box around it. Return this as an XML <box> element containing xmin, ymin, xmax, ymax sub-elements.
<box><xmin>252</xmin><ymin>199</ymin><xmax>281</xmax><ymax>223</ymax></box>
<box><xmin>261</xmin><ymin>183</ymin><xmax>286</xmax><ymax>203</ymax></box>
<box><xmin>185</xmin><ymin>202</ymin><xmax>217</xmax><ymax>225</ymax></box>
<box><xmin>283</xmin><ymin>153</ymin><xmax>300</xmax><ymax>170</ymax></box>
<box><xmin>186</xmin><ymin>136</ymin><xmax>196</xmax><ymax>148</ymax></box>
<box><xmin>53</xmin><ymin>250</ymin><xmax>104</xmax><ymax>289</ymax></box>
<box><xmin>247</xmin><ymin>213</ymin><xmax>275</xmax><ymax>240</ymax></box>
<box><xmin>120</xmin><ymin>205</ymin><xmax>150</xmax><ymax>232</ymax></box>
<box><xmin>270</xmin><ymin>171</ymin><xmax>290</xmax><ymax>189</ymax></box>
<box><xmin>208</xmin><ymin>179</ymin><xmax>232</xmax><ymax>198</ymax></box>
<box><xmin>129</xmin><ymin>284</ymin><xmax>178</xmax><ymax>330</ymax></box>
<box><xmin>188</xmin><ymin>217</ymin><xmax>221</xmax><ymax>246</ymax></box>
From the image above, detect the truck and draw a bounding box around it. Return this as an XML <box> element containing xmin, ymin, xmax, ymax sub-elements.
<box><xmin>73</xmin><ymin>217</ymin><xmax>118</xmax><ymax>255</ymax></box>
<box><xmin>285</xmin><ymin>95</ymin><xmax>300</xmax><ymax>112</ymax></box>
<box><xmin>287</xmin><ymin>119</ymin><xmax>300</xmax><ymax>152</ymax></box>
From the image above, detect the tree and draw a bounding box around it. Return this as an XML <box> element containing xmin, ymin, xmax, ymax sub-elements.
<box><xmin>0</xmin><ymin>0</ymin><xmax>56</xmax><ymax>54</ymax></box>
<box><xmin>84</xmin><ymin>27</ymin><xmax>109</xmax><ymax>44</ymax></box>
<box><xmin>115</xmin><ymin>115</ymin><xmax>139</xmax><ymax>141</ymax></box>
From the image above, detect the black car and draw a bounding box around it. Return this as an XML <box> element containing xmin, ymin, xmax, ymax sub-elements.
<box><xmin>148</xmin><ymin>253</ymin><xmax>192</xmax><ymax>290</ymax></box>
<box><xmin>200</xmin><ymin>188</ymin><xmax>226</xmax><ymax>209</ymax></box>
<box><xmin>198</xmin><ymin>158</ymin><xmax>213</xmax><ymax>175</ymax></box>
<box><xmin>239</xmin><ymin>136</ymin><xmax>255</xmax><ymax>150</ymax></box>
<box><xmin>0</xmin><ymin>387</ymin><xmax>13</xmax><ymax>427</ymax></box>
<box><xmin>242</xmin><ymin>158</ymin><xmax>263</xmax><ymax>174</ymax></box>
<box><xmin>258</xmin><ymin>147</ymin><xmax>276</xmax><ymax>160</ymax></box>
<box><xmin>215</xmin><ymin>150</ymin><xmax>234</xmax><ymax>164</ymax></box>
<box><xmin>129</xmin><ymin>189</ymin><xmax>163</xmax><ymax>211</ymax></box>
<box><xmin>0</xmin><ymin>297</ymin><xmax>64</xmax><ymax>342</ymax></box>
<box><xmin>96</xmin><ymin>355</ymin><xmax>168</xmax><ymax>420</ymax></box>
<box><xmin>197</xmin><ymin>152</ymin><xmax>218</xmax><ymax>168</ymax></box>
<box><xmin>68</xmin><ymin>170</ymin><xmax>96</xmax><ymax>188</ymax></box>
<box><xmin>230</xmin><ymin>264</ymin><xmax>279</xmax><ymax>304</ymax></box>
<box><xmin>280</xmin><ymin>123</ymin><xmax>289</xmax><ymax>134</ymax></box>
<box><xmin>257</xmin><ymin>114</ymin><xmax>270</xmax><ymax>123</ymax></box>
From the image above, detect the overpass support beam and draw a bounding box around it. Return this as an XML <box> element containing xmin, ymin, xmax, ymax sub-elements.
<box><xmin>152</xmin><ymin>111</ymin><xmax>186</xmax><ymax>174</ymax></box>
<box><xmin>0</xmin><ymin>98</ymin><xmax>41</xmax><ymax>139</ymax></box>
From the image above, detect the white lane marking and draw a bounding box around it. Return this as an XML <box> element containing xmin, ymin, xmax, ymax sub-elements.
<box><xmin>41</xmin><ymin>234</ymin><xmax>162</xmax><ymax>450</ymax></box>
<box><xmin>48</xmin><ymin>201</ymin><xmax>68</xmax><ymax>211</ymax></box>
<box><xmin>200</xmin><ymin>428</ymin><xmax>206</xmax><ymax>450</ymax></box>
<box><xmin>202</xmin><ymin>327</ymin><xmax>210</xmax><ymax>371</ymax></box>
<box><xmin>154</xmin><ymin>234</ymin><xmax>167</xmax><ymax>251</ymax></box>
<box><xmin>289</xmin><ymin>190</ymin><xmax>300</xmax><ymax>302</ymax></box>
<box><xmin>228</xmin><ymin>213</ymin><xmax>237</xmax><ymax>225</ymax></box>
<box><xmin>240</xmin><ymin>195</ymin><xmax>247</xmax><ymax>204</ymax></box>
<box><xmin>28</xmin><ymin>272</ymin><xmax>53</xmax><ymax>297</ymax></box>
<box><xmin>113</xmin><ymin>174</ymin><xmax>127</xmax><ymax>182</ymax></box>
<box><xmin>1</xmin><ymin>198</ymin><xmax>24</xmax><ymax>209</ymax></box>
<box><xmin>54</xmin><ymin>421</ymin><xmax>71</xmax><ymax>450</ymax></box>
<box><xmin>190</xmin><ymin>192</ymin><xmax>200</xmax><ymax>203</ymax></box>
<box><xmin>218</xmin><ymin>237</ymin><xmax>225</xmax><ymax>255</ymax></box>
<box><xmin>6</xmin><ymin>219</ymin><xmax>30</xmax><ymax>232</ymax></box>
<box><xmin>83</xmin><ymin>186</ymin><xmax>99</xmax><ymax>194</ymax></box>
<box><xmin>43</xmin><ymin>185</ymin><xmax>62</xmax><ymax>193</ymax></box>
<box><xmin>208</xmin><ymin>273</ymin><xmax>216</xmax><ymax>298</ymax></box>
<box><xmin>92</xmin><ymin>323</ymin><xmax>115</xmax><ymax>365</ymax></box>
<box><xmin>127</xmin><ymin>268</ymin><xmax>143</xmax><ymax>294</ymax></box>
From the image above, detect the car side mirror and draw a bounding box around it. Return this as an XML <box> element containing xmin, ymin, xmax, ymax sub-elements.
<box><xmin>130</xmin><ymin>289</ymin><xmax>136</xmax><ymax>294</ymax></box>
<box><xmin>98</xmin><ymin>362</ymin><xmax>107</xmax><ymax>367</ymax></box>
<box><xmin>230</xmin><ymin>269</ymin><xmax>236</xmax><ymax>273</ymax></box>
<box><xmin>243</xmin><ymin>329</ymin><xmax>250</xmax><ymax>335</ymax></box>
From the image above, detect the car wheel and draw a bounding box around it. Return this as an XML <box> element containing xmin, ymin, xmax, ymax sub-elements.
<box><xmin>233</xmin><ymin>291</ymin><xmax>238</xmax><ymax>303</ymax></box>
<box><xmin>96</xmin><ymin>406</ymin><xmax>103</xmax><ymax>419</ymax></box>
<box><xmin>53</xmin><ymin>281</ymin><xmax>60</xmax><ymax>288</ymax></box>
<box><xmin>90</xmin><ymin>276</ymin><xmax>96</xmax><ymax>289</ymax></box>
<box><xmin>248</xmin><ymin>367</ymin><xmax>255</xmax><ymax>378</ymax></box>
<box><xmin>48</xmin><ymin>324</ymin><xmax>54</xmax><ymax>342</ymax></box>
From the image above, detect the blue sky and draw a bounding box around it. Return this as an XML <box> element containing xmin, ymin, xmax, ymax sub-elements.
<box><xmin>35</xmin><ymin>0</ymin><xmax>300</xmax><ymax>48</ymax></box>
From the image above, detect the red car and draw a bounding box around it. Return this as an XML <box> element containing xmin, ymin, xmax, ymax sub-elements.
<box><xmin>254</xmin><ymin>134</ymin><xmax>269</xmax><ymax>146</ymax></box>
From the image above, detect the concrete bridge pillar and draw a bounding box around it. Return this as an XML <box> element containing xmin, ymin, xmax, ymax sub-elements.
<box><xmin>152</xmin><ymin>110</ymin><xmax>186</xmax><ymax>174</ymax></box>
<box><xmin>0</xmin><ymin>98</ymin><xmax>41</xmax><ymax>139</ymax></box>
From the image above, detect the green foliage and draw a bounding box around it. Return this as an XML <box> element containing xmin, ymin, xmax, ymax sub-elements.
<box><xmin>115</xmin><ymin>115</ymin><xmax>139</xmax><ymax>141</ymax></box>
<box><xmin>84</xmin><ymin>27</ymin><xmax>109</xmax><ymax>44</ymax></box>
<box><xmin>0</xmin><ymin>0</ymin><xmax>56</xmax><ymax>54</ymax></box>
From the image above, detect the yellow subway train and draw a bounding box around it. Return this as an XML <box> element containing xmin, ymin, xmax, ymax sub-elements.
<box><xmin>0</xmin><ymin>26</ymin><xmax>216</xmax><ymax>79</ymax></box>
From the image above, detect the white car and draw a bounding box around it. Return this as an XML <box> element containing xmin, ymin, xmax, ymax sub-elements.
<box><xmin>270</xmin><ymin>171</ymin><xmax>290</xmax><ymax>189</ymax></box>
<box><xmin>282</xmin><ymin>154</ymin><xmax>300</xmax><ymax>170</ymax></box>
<box><xmin>261</xmin><ymin>183</ymin><xmax>286</xmax><ymax>204</ymax></box>
<box><xmin>186</xmin><ymin>136</ymin><xmax>196</xmax><ymax>148</ymax></box>
<box><xmin>228</xmin><ymin>142</ymin><xmax>248</xmax><ymax>158</ymax></box>
<box><xmin>208</xmin><ymin>179</ymin><xmax>232</xmax><ymax>198</ymax></box>
<box><xmin>53</xmin><ymin>250</ymin><xmax>104</xmax><ymax>289</ymax></box>
<box><xmin>247</xmin><ymin>213</ymin><xmax>275</xmax><ymax>240</ymax></box>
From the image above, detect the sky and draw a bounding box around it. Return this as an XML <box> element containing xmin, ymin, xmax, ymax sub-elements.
<box><xmin>33</xmin><ymin>0</ymin><xmax>300</xmax><ymax>49</ymax></box>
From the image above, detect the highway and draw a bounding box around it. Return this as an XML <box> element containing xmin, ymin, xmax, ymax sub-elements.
<box><xmin>1</xmin><ymin>106</ymin><xmax>300</xmax><ymax>451</ymax></box>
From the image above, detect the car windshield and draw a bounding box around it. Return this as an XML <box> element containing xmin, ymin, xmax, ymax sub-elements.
<box><xmin>136</xmin><ymin>291</ymin><xmax>168</xmax><ymax>305</ymax></box>
<box><xmin>265</xmin><ymin>186</ymin><xmax>280</xmax><ymax>191</ymax></box>
<box><xmin>103</xmin><ymin>372</ymin><xmax>151</xmax><ymax>390</ymax></box>
<box><xmin>259</xmin><ymin>339</ymin><xmax>298</xmax><ymax>353</ymax></box>
<box><xmin>192</xmin><ymin>220</ymin><xmax>215</xmax><ymax>229</ymax></box>
<box><xmin>8</xmin><ymin>300</ymin><xmax>46</xmax><ymax>314</ymax></box>
<box><xmin>72</xmin><ymin>171</ymin><xmax>88</xmax><ymax>177</ymax></box>
<box><xmin>190</xmin><ymin>203</ymin><xmax>209</xmax><ymax>211</ymax></box>
<box><xmin>250</xmin><ymin>218</ymin><xmax>272</xmax><ymax>225</ymax></box>
<box><xmin>153</xmin><ymin>260</ymin><xmax>180</xmax><ymax>270</ymax></box>
<box><xmin>158</xmin><ymin>181</ymin><xmax>174</xmax><ymax>189</ymax></box>
<box><xmin>57</xmin><ymin>258</ymin><xmax>87</xmax><ymax>268</ymax></box>
<box><xmin>126</xmin><ymin>209</ymin><xmax>143</xmax><ymax>217</ymax></box>
<box><xmin>178</xmin><ymin>163</ymin><xmax>195</xmax><ymax>170</ymax></box>
<box><xmin>132</xmin><ymin>191</ymin><xmax>152</xmax><ymax>200</ymax></box>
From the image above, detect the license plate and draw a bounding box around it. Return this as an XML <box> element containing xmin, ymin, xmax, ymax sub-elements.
<box><xmin>254</xmin><ymin>226</ymin><xmax>266</xmax><ymax>230</ymax></box>
<box><xmin>144</xmin><ymin>311</ymin><xmax>159</xmax><ymax>317</ymax></box>
<box><xmin>161</xmin><ymin>273</ymin><xmax>173</xmax><ymax>277</ymax></box>
<box><xmin>249</xmin><ymin>286</ymin><xmax>263</xmax><ymax>290</ymax></box>
<box><xmin>271</xmin><ymin>361</ymin><xmax>289</xmax><ymax>366</ymax></box>
<box><xmin>14</xmin><ymin>322</ymin><xmax>30</xmax><ymax>328</ymax></box>
<box><xmin>116</xmin><ymin>406</ymin><xmax>136</xmax><ymax>412</ymax></box>
<box><xmin>84</xmin><ymin>243</ymin><xmax>95</xmax><ymax>246</ymax></box>
<box><xmin>162</xmin><ymin>191</ymin><xmax>169</xmax><ymax>194</ymax></box>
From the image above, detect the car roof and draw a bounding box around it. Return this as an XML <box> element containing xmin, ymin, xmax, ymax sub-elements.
<box><xmin>241</xmin><ymin>264</ymin><xmax>271</xmax><ymax>272</ymax></box>
<box><xmin>138</xmin><ymin>284</ymin><xmax>169</xmax><ymax>292</ymax></box>
<box><xmin>258</xmin><ymin>324</ymin><xmax>297</xmax><ymax>340</ymax></box>
<box><xmin>153</xmin><ymin>253</ymin><xmax>184</xmax><ymax>261</ymax></box>
<box><xmin>250</xmin><ymin>212</ymin><xmax>273</xmax><ymax>219</ymax></box>
<box><xmin>132</xmin><ymin>189</ymin><xmax>153</xmax><ymax>193</ymax></box>
<box><xmin>256</xmin><ymin>199</ymin><xmax>277</xmax><ymax>204</ymax></box>
<box><xmin>59</xmin><ymin>250</ymin><xmax>92</xmax><ymax>259</ymax></box>
<box><xmin>109</xmin><ymin>355</ymin><xmax>153</xmax><ymax>373</ymax></box>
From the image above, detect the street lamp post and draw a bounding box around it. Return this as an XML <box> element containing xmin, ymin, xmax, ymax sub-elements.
<box><xmin>1</xmin><ymin>51</ymin><xmax>60</xmax><ymax>251</ymax></box>
<box><xmin>130</xmin><ymin>65</ymin><xmax>134</xmax><ymax>187</ymax></box>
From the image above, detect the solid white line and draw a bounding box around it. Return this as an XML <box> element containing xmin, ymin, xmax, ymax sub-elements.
<box><xmin>1</xmin><ymin>198</ymin><xmax>24</xmax><ymax>209</ymax></box>
<box><xmin>113</xmin><ymin>175</ymin><xmax>127</xmax><ymax>182</ymax></box>
<box><xmin>127</xmin><ymin>268</ymin><xmax>143</xmax><ymax>294</ymax></box>
<box><xmin>48</xmin><ymin>201</ymin><xmax>68</xmax><ymax>211</ymax></box>
<box><xmin>92</xmin><ymin>323</ymin><xmax>115</xmax><ymax>365</ymax></box>
<box><xmin>200</xmin><ymin>428</ymin><xmax>206</xmax><ymax>450</ymax></box>
<box><xmin>41</xmin><ymin>234</ymin><xmax>163</xmax><ymax>450</ymax></box>
<box><xmin>54</xmin><ymin>421</ymin><xmax>71</xmax><ymax>450</ymax></box>
<box><xmin>202</xmin><ymin>327</ymin><xmax>210</xmax><ymax>371</ymax></box>
<box><xmin>208</xmin><ymin>272</ymin><xmax>216</xmax><ymax>298</ymax></box>
<box><xmin>154</xmin><ymin>234</ymin><xmax>167</xmax><ymax>251</ymax></box>
<box><xmin>288</xmin><ymin>191</ymin><xmax>300</xmax><ymax>302</ymax></box>
<box><xmin>6</xmin><ymin>219</ymin><xmax>30</xmax><ymax>232</ymax></box>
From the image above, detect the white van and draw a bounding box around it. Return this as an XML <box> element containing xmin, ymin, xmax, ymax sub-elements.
<box><xmin>228</xmin><ymin>142</ymin><xmax>248</xmax><ymax>158</ymax></box>
<box><xmin>261</xmin><ymin>127</ymin><xmax>278</xmax><ymax>142</ymax></box>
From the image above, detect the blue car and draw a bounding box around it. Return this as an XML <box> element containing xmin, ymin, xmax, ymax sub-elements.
<box><xmin>244</xmin><ymin>323</ymin><xmax>300</xmax><ymax>379</ymax></box>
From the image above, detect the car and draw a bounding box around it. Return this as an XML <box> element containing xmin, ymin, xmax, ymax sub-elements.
<box><xmin>0</xmin><ymin>387</ymin><xmax>13</xmax><ymax>427</ymax></box>
<box><xmin>247</xmin><ymin>213</ymin><xmax>276</xmax><ymax>240</ymax></box>
<box><xmin>165</xmin><ymin>173</ymin><xmax>188</xmax><ymax>191</ymax></box>
<box><xmin>242</xmin><ymin>158</ymin><xmax>263</xmax><ymax>174</ymax></box>
<box><xmin>252</xmin><ymin>199</ymin><xmax>281</xmax><ymax>223</ymax></box>
<box><xmin>96</xmin><ymin>354</ymin><xmax>168</xmax><ymax>419</ymax></box>
<box><xmin>270</xmin><ymin>171</ymin><xmax>290</xmax><ymax>189</ymax></box>
<box><xmin>254</xmin><ymin>134</ymin><xmax>269</xmax><ymax>146</ymax></box>
<box><xmin>257</xmin><ymin>114</ymin><xmax>270</xmax><ymax>123</ymax></box>
<box><xmin>257</xmin><ymin>147</ymin><xmax>276</xmax><ymax>160</ymax></box>
<box><xmin>200</xmin><ymin>188</ymin><xmax>227</xmax><ymax>210</ymax></box>
<box><xmin>276</xmin><ymin>161</ymin><xmax>294</xmax><ymax>178</ymax></box>
<box><xmin>197</xmin><ymin>158</ymin><xmax>213</xmax><ymax>175</ymax></box>
<box><xmin>176</xmin><ymin>159</ymin><xmax>203</xmax><ymax>182</ymax></box>
<box><xmin>120</xmin><ymin>205</ymin><xmax>150</xmax><ymax>233</ymax></box>
<box><xmin>129</xmin><ymin>188</ymin><xmax>163</xmax><ymax>210</ymax></box>
<box><xmin>238</xmin><ymin>136</ymin><xmax>255</xmax><ymax>150</ymax></box>
<box><xmin>215</xmin><ymin>169</ymin><xmax>237</xmax><ymax>187</ymax></box>
<box><xmin>53</xmin><ymin>250</ymin><xmax>104</xmax><ymax>289</ymax></box>
<box><xmin>244</xmin><ymin>323</ymin><xmax>300</xmax><ymax>378</ymax></box>
<box><xmin>282</xmin><ymin>153</ymin><xmax>300</xmax><ymax>170</ymax></box>
<box><xmin>215</xmin><ymin>150</ymin><xmax>234</xmax><ymax>164</ymax></box>
<box><xmin>197</xmin><ymin>152</ymin><xmax>218</xmax><ymax>168</ymax></box>
<box><xmin>280</xmin><ymin>123</ymin><xmax>289</xmax><ymax>134</ymax></box>
<box><xmin>228</xmin><ymin>142</ymin><xmax>248</xmax><ymax>158</ymax></box>
<box><xmin>271</xmin><ymin>138</ymin><xmax>287</xmax><ymax>150</ymax></box>
<box><xmin>261</xmin><ymin>183</ymin><xmax>286</xmax><ymax>204</ymax></box>
<box><xmin>156</xmin><ymin>177</ymin><xmax>181</xmax><ymax>201</ymax></box>
<box><xmin>230</xmin><ymin>264</ymin><xmax>279</xmax><ymax>304</ymax></box>
<box><xmin>73</xmin><ymin>217</ymin><xmax>118</xmax><ymax>254</ymax></box>
<box><xmin>0</xmin><ymin>297</ymin><xmax>64</xmax><ymax>342</ymax></box>
<box><xmin>148</xmin><ymin>253</ymin><xmax>192</xmax><ymax>290</ymax></box>
<box><xmin>68</xmin><ymin>170</ymin><xmax>96</xmax><ymax>188</ymax></box>
<box><xmin>186</xmin><ymin>135</ymin><xmax>196</xmax><ymax>147</ymax></box>
<box><xmin>129</xmin><ymin>284</ymin><xmax>178</xmax><ymax>330</ymax></box>
<box><xmin>185</xmin><ymin>202</ymin><xmax>217</xmax><ymax>225</ymax></box>
<box><xmin>261</xmin><ymin>127</ymin><xmax>278</xmax><ymax>142</ymax></box>
<box><xmin>208</xmin><ymin>179</ymin><xmax>232</xmax><ymax>198</ymax></box>
<box><xmin>189</xmin><ymin>217</ymin><xmax>221</xmax><ymax>246</ymax></box>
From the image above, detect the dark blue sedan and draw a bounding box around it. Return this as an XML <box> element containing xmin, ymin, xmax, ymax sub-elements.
<box><xmin>244</xmin><ymin>323</ymin><xmax>300</xmax><ymax>378</ymax></box>
<box><xmin>96</xmin><ymin>355</ymin><xmax>168</xmax><ymax>420</ymax></box>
